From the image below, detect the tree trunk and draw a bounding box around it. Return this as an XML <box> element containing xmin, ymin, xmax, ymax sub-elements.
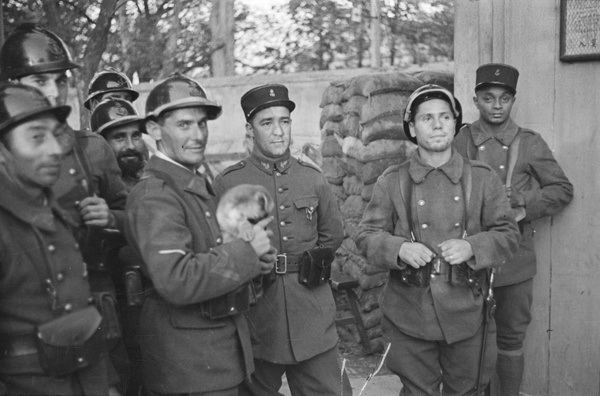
<box><xmin>161</xmin><ymin>0</ymin><xmax>181</xmax><ymax>78</ymax></box>
<box><xmin>209</xmin><ymin>0</ymin><xmax>235</xmax><ymax>77</ymax></box>
<box><xmin>118</xmin><ymin>1</ymin><xmax>134</xmax><ymax>76</ymax></box>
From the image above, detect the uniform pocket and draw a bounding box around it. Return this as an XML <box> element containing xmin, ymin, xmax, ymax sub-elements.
<box><xmin>292</xmin><ymin>196</ymin><xmax>319</xmax><ymax>243</ymax></box>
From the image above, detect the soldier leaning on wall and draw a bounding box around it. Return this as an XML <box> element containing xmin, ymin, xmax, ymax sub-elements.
<box><xmin>453</xmin><ymin>63</ymin><xmax>573</xmax><ymax>396</ymax></box>
<box><xmin>0</xmin><ymin>23</ymin><xmax>130</xmax><ymax>392</ymax></box>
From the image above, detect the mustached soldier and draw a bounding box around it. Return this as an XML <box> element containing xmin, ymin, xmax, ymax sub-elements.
<box><xmin>355</xmin><ymin>85</ymin><xmax>520</xmax><ymax>395</ymax></box>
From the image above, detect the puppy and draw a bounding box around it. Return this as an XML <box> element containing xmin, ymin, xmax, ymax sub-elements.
<box><xmin>216</xmin><ymin>184</ymin><xmax>274</xmax><ymax>243</ymax></box>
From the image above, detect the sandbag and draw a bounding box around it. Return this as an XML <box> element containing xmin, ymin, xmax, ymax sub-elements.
<box><xmin>360</xmin><ymin>112</ymin><xmax>407</xmax><ymax>144</ymax></box>
<box><xmin>344</xmin><ymin>156</ymin><xmax>405</xmax><ymax>185</ymax></box>
<box><xmin>321</xmin><ymin>135</ymin><xmax>343</xmax><ymax>158</ymax></box>
<box><xmin>343</xmin><ymin>175</ymin><xmax>364</xmax><ymax>196</ymax></box>
<box><xmin>319</xmin><ymin>103</ymin><xmax>343</xmax><ymax>128</ymax></box>
<box><xmin>340</xmin><ymin>113</ymin><xmax>361</xmax><ymax>138</ymax></box>
<box><xmin>322</xmin><ymin>157</ymin><xmax>346</xmax><ymax>185</ymax></box>
<box><xmin>321</xmin><ymin>120</ymin><xmax>341</xmax><ymax>138</ymax></box>
<box><xmin>361</xmin><ymin>91</ymin><xmax>412</xmax><ymax>123</ymax></box>
<box><xmin>342</xmin><ymin>95</ymin><xmax>367</xmax><ymax>116</ymax></box>
<box><xmin>341</xmin><ymin>136</ymin><xmax>411</xmax><ymax>163</ymax></box>
<box><xmin>341</xmin><ymin>195</ymin><xmax>367</xmax><ymax>221</ymax></box>
<box><xmin>411</xmin><ymin>70</ymin><xmax>454</xmax><ymax>92</ymax></box>
<box><xmin>342</xmin><ymin>72</ymin><xmax>423</xmax><ymax>100</ymax></box>
<box><xmin>319</xmin><ymin>84</ymin><xmax>345</xmax><ymax>108</ymax></box>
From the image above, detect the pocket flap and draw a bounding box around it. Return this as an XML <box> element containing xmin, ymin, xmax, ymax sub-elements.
<box><xmin>293</xmin><ymin>196</ymin><xmax>318</xmax><ymax>210</ymax></box>
<box><xmin>36</xmin><ymin>306</ymin><xmax>102</xmax><ymax>347</ymax></box>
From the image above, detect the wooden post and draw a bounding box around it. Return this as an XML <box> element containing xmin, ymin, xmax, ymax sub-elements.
<box><xmin>210</xmin><ymin>0</ymin><xmax>235</xmax><ymax>77</ymax></box>
<box><xmin>370</xmin><ymin>0</ymin><xmax>381</xmax><ymax>68</ymax></box>
<box><xmin>0</xmin><ymin>2</ymin><xmax>4</xmax><ymax>48</ymax></box>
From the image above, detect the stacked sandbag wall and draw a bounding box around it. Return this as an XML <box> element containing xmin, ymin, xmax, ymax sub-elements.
<box><xmin>321</xmin><ymin>70</ymin><xmax>454</xmax><ymax>353</ymax></box>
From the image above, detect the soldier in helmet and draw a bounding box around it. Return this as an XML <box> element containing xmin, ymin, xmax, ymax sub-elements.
<box><xmin>0</xmin><ymin>23</ymin><xmax>129</xmax><ymax>391</ymax></box>
<box><xmin>0</xmin><ymin>83</ymin><xmax>114</xmax><ymax>395</ymax></box>
<box><xmin>355</xmin><ymin>84</ymin><xmax>520</xmax><ymax>395</ymax></box>
<box><xmin>124</xmin><ymin>73</ymin><xmax>276</xmax><ymax>395</ymax></box>
<box><xmin>84</xmin><ymin>68</ymin><xmax>139</xmax><ymax>111</ymax></box>
<box><xmin>91</xmin><ymin>99</ymin><xmax>147</xmax><ymax>190</ymax></box>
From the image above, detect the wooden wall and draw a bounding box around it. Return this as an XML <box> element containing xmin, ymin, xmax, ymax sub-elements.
<box><xmin>455</xmin><ymin>1</ymin><xmax>600</xmax><ymax>394</ymax></box>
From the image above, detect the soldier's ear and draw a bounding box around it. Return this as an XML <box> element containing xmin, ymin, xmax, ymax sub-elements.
<box><xmin>245</xmin><ymin>122</ymin><xmax>254</xmax><ymax>138</ymax></box>
<box><xmin>146</xmin><ymin>119</ymin><xmax>162</xmax><ymax>142</ymax></box>
<box><xmin>408</xmin><ymin>122</ymin><xmax>416</xmax><ymax>139</ymax></box>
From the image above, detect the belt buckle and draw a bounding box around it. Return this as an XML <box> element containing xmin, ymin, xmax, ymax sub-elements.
<box><xmin>276</xmin><ymin>254</ymin><xmax>287</xmax><ymax>274</ymax></box>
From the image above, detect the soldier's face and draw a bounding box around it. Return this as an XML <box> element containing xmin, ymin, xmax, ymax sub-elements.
<box><xmin>152</xmin><ymin>107</ymin><xmax>208</xmax><ymax>171</ymax></box>
<box><xmin>246</xmin><ymin>106</ymin><xmax>291</xmax><ymax>158</ymax></box>
<box><xmin>19</xmin><ymin>72</ymin><xmax>69</xmax><ymax>106</ymax></box>
<box><xmin>409</xmin><ymin>99</ymin><xmax>455</xmax><ymax>153</ymax></box>
<box><xmin>3</xmin><ymin>115</ymin><xmax>63</xmax><ymax>187</ymax></box>
<box><xmin>473</xmin><ymin>86</ymin><xmax>515</xmax><ymax>125</ymax></box>
<box><xmin>104</xmin><ymin>123</ymin><xmax>147</xmax><ymax>177</ymax></box>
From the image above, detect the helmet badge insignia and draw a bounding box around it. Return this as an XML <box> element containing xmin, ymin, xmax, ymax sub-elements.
<box><xmin>269</xmin><ymin>89</ymin><xmax>275</xmax><ymax>97</ymax></box>
<box><xmin>494</xmin><ymin>69</ymin><xmax>501</xmax><ymax>76</ymax></box>
<box><xmin>48</xmin><ymin>41</ymin><xmax>63</xmax><ymax>58</ymax></box>
<box><xmin>109</xmin><ymin>102</ymin><xmax>128</xmax><ymax>119</ymax></box>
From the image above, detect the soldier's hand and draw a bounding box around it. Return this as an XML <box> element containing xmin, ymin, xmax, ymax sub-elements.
<box><xmin>398</xmin><ymin>242</ymin><xmax>434</xmax><ymax>269</ymax></box>
<box><xmin>510</xmin><ymin>207</ymin><xmax>526</xmax><ymax>222</ymax></box>
<box><xmin>249</xmin><ymin>216</ymin><xmax>273</xmax><ymax>257</ymax></box>
<box><xmin>438</xmin><ymin>239</ymin><xmax>474</xmax><ymax>265</ymax></box>
<box><xmin>258</xmin><ymin>246</ymin><xmax>277</xmax><ymax>275</ymax></box>
<box><xmin>79</xmin><ymin>195</ymin><xmax>116</xmax><ymax>228</ymax></box>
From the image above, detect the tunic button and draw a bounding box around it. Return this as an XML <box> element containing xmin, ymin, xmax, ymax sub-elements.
<box><xmin>205</xmin><ymin>211</ymin><xmax>211</xmax><ymax>218</ymax></box>
<box><xmin>74</xmin><ymin>200</ymin><xmax>80</xmax><ymax>206</ymax></box>
<box><xmin>499</xmin><ymin>165</ymin><xmax>505</xmax><ymax>170</ymax></box>
<box><xmin>77</xmin><ymin>357</ymin><xmax>85</xmax><ymax>365</ymax></box>
<box><xmin>69</xmin><ymin>168</ymin><xmax>77</xmax><ymax>175</ymax></box>
<box><xmin>455</xmin><ymin>222</ymin><xmax>461</xmax><ymax>228</ymax></box>
<box><xmin>282</xmin><ymin>236</ymin><xmax>289</xmax><ymax>241</ymax></box>
<box><xmin>56</xmin><ymin>272</ymin><xmax>64</xmax><ymax>282</ymax></box>
<box><xmin>275</xmin><ymin>172</ymin><xmax>281</xmax><ymax>177</ymax></box>
<box><xmin>280</xmin><ymin>221</ymin><xmax>286</xmax><ymax>227</ymax></box>
<box><xmin>418</xmin><ymin>200</ymin><xmax>425</xmax><ymax>206</ymax></box>
<box><xmin>454</xmin><ymin>196</ymin><xmax>460</xmax><ymax>202</ymax></box>
<box><xmin>74</xmin><ymin>243</ymin><xmax>79</xmax><ymax>250</ymax></box>
<box><xmin>279</xmin><ymin>205</ymin><xmax>285</xmax><ymax>211</ymax></box>
<box><xmin>48</xmin><ymin>244</ymin><xmax>56</xmax><ymax>253</ymax></box>
<box><xmin>64</xmin><ymin>303</ymin><xmax>73</xmax><ymax>312</ymax></box>
<box><xmin>502</xmin><ymin>146</ymin><xmax>509</xmax><ymax>150</ymax></box>
<box><xmin>479</xmin><ymin>146</ymin><xmax>485</xmax><ymax>151</ymax></box>
<box><xmin>278</xmin><ymin>187</ymin><xmax>284</xmax><ymax>193</ymax></box>
<box><xmin>88</xmin><ymin>296</ymin><xmax>94</xmax><ymax>304</ymax></box>
<box><xmin>216</xmin><ymin>237</ymin><xmax>222</xmax><ymax>245</ymax></box>
<box><xmin>421</xmin><ymin>224</ymin><xmax>428</xmax><ymax>229</ymax></box>
<box><xmin>430</xmin><ymin>274</ymin><xmax>436</xmax><ymax>278</ymax></box>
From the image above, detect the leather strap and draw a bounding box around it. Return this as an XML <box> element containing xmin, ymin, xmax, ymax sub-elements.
<box><xmin>505</xmin><ymin>129</ymin><xmax>522</xmax><ymax>189</ymax></box>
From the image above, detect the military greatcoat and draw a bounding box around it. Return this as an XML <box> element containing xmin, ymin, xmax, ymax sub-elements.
<box><xmin>0</xmin><ymin>169</ymin><xmax>111</xmax><ymax>395</ymax></box>
<box><xmin>213</xmin><ymin>150</ymin><xmax>344</xmax><ymax>363</ymax></box>
<box><xmin>454</xmin><ymin>119</ymin><xmax>573</xmax><ymax>286</ymax></box>
<box><xmin>124</xmin><ymin>155</ymin><xmax>263</xmax><ymax>393</ymax></box>
<box><xmin>355</xmin><ymin>150</ymin><xmax>520</xmax><ymax>343</ymax></box>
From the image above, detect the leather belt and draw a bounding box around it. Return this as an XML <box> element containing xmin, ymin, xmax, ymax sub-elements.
<box><xmin>276</xmin><ymin>254</ymin><xmax>302</xmax><ymax>274</ymax></box>
<box><xmin>0</xmin><ymin>333</ymin><xmax>38</xmax><ymax>358</ymax></box>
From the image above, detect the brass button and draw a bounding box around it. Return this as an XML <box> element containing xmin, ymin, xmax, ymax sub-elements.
<box><xmin>421</xmin><ymin>224</ymin><xmax>428</xmax><ymax>229</ymax></box>
<box><xmin>77</xmin><ymin>357</ymin><xmax>85</xmax><ymax>364</ymax></box>
<box><xmin>48</xmin><ymin>244</ymin><xmax>56</xmax><ymax>253</ymax></box>
<box><xmin>502</xmin><ymin>146</ymin><xmax>509</xmax><ymax>150</ymax></box>
<box><xmin>69</xmin><ymin>168</ymin><xmax>77</xmax><ymax>175</ymax></box>
<box><xmin>56</xmin><ymin>272</ymin><xmax>64</xmax><ymax>282</ymax></box>
<box><xmin>479</xmin><ymin>146</ymin><xmax>485</xmax><ymax>151</ymax></box>
<box><xmin>88</xmin><ymin>296</ymin><xmax>94</xmax><ymax>304</ymax></box>
<box><xmin>216</xmin><ymin>237</ymin><xmax>222</xmax><ymax>245</ymax></box>
<box><xmin>499</xmin><ymin>165</ymin><xmax>505</xmax><ymax>170</ymax></box>
<box><xmin>74</xmin><ymin>243</ymin><xmax>79</xmax><ymax>250</ymax></box>
<box><xmin>282</xmin><ymin>236</ymin><xmax>289</xmax><ymax>241</ymax></box>
<box><xmin>74</xmin><ymin>200</ymin><xmax>80</xmax><ymax>206</ymax></box>
<box><xmin>430</xmin><ymin>274</ymin><xmax>436</xmax><ymax>278</ymax></box>
<box><xmin>279</xmin><ymin>205</ymin><xmax>285</xmax><ymax>211</ymax></box>
<box><xmin>205</xmin><ymin>211</ymin><xmax>211</xmax><ymax>218</ymax></box>
<box><xmin>454</xmin><ymin>223</ymin><xmax>461</xmax><ymax>228</ymax></box>
<box><xmin>275</xmin><ymin>172</ymin><xmax>281</xmax><ymax>177</ymax></box>
<box><xmin>64</xmin><ymin>303</ymin><xmax>73</xmax><ymax>312</ymax></box>
<box><xmin>418</xmin><ymin>200</ymin><xmax>425</xmax><ymax>206</ymax></box>
<box><xmin>278</xmin><ymin>187</ymin><xmax>284</xmax><ymax>193</ymax></box>
<box><xmin>454</xmin><ymin>196</ymin><xmax>460</xmax><ymax>202</ymax></box>
<box><xmin>280</xmin><ymin>221</ymin><xmax>286</xmax><ymax>227</ymax></box>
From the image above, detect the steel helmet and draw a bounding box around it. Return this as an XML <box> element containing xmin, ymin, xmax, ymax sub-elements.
<box><xmin>143</xmin><ymin>72</ymin><xmax>222</xmax><ymax>131</ymax></box>
<box><xmin>402</xmin><ymin>84</ymin><xmax>462</xmax><ymax>145</ymax></box>
<box><xmin>0</xmin><ymin>23</ymin><xmax>80</xmax><ymax>81</ymax></box>
<box><xmin>84</xmin><ymin>68</ymin><xmax>139</xmax><ymax>110</ymax></box>
<box><xmin>0</xmin><ymin>83</ymin><xmax>71</xmax><ymax>135</ymax></box>
<box><xmin>90</xmin><ymin>98</ymin><xmax>141</xmax><ymax>137</ymax></box>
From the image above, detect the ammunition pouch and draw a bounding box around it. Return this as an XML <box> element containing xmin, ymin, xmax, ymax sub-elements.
<box><xmin>298</xmin><ymin>247</ymin><xmax>334</xmax><ymax>288</ymax></box>
<box><xmin>124</xmin><ymin>266</ymin><xmax>145</xmax><ymax>307</ymax></box>
<box><xmin>390</xmin><ymin>258</ymin><xmax>484</xmax><ymax>290</ymax></box>
<box><xmin>201</xmin><ymin>283</ymin><xmax>251</xmax><ymax>319</ymax></box>
<box><xmin>35</xmin><ymin>306</ymin><xmax>105</xmax><ymax>377</ymax></box>
<box><xmin>92</xmin><ymin>291</ymin><xmax>122</xmax><ymax>345</ymax></box>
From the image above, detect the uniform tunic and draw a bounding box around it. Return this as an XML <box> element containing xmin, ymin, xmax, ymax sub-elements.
<box><xmin>355</xmin><ymin>150</ymin><xmax>519</xmax><ymax>344</ymax></box>
<box><xmin>454</xmin><ymin>119</ymin><xmax>573</xmax><ymax>286</ymax></box>
<box><xmin>124</xmin><ymin>155</ymin><xmax>262</xmax><ymax>393</ymax></box>
<box><xmin>0</xmin><ymin>170</ymin><xmax>110</xmax><ymax>395</ymax></box>
<box><xmin>213</xmin><ymin>149</ymin><xmax>344</xmax><ymax>363</ymax></box>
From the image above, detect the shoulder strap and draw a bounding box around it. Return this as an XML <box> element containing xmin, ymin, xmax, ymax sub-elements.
<box><xmin>396</xmin><ymin>165</ymin><xmax>415</xmax><ymax>241</ymax></box>
<box><xmin>505</xmin><ymin>129</ymin><xmax>522</xmax><ymax>189</ymax></box>
<box><xmin>461</xmin><ymin>159</ymin><xmax>472</xmax><ymax>236</ymax></box>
